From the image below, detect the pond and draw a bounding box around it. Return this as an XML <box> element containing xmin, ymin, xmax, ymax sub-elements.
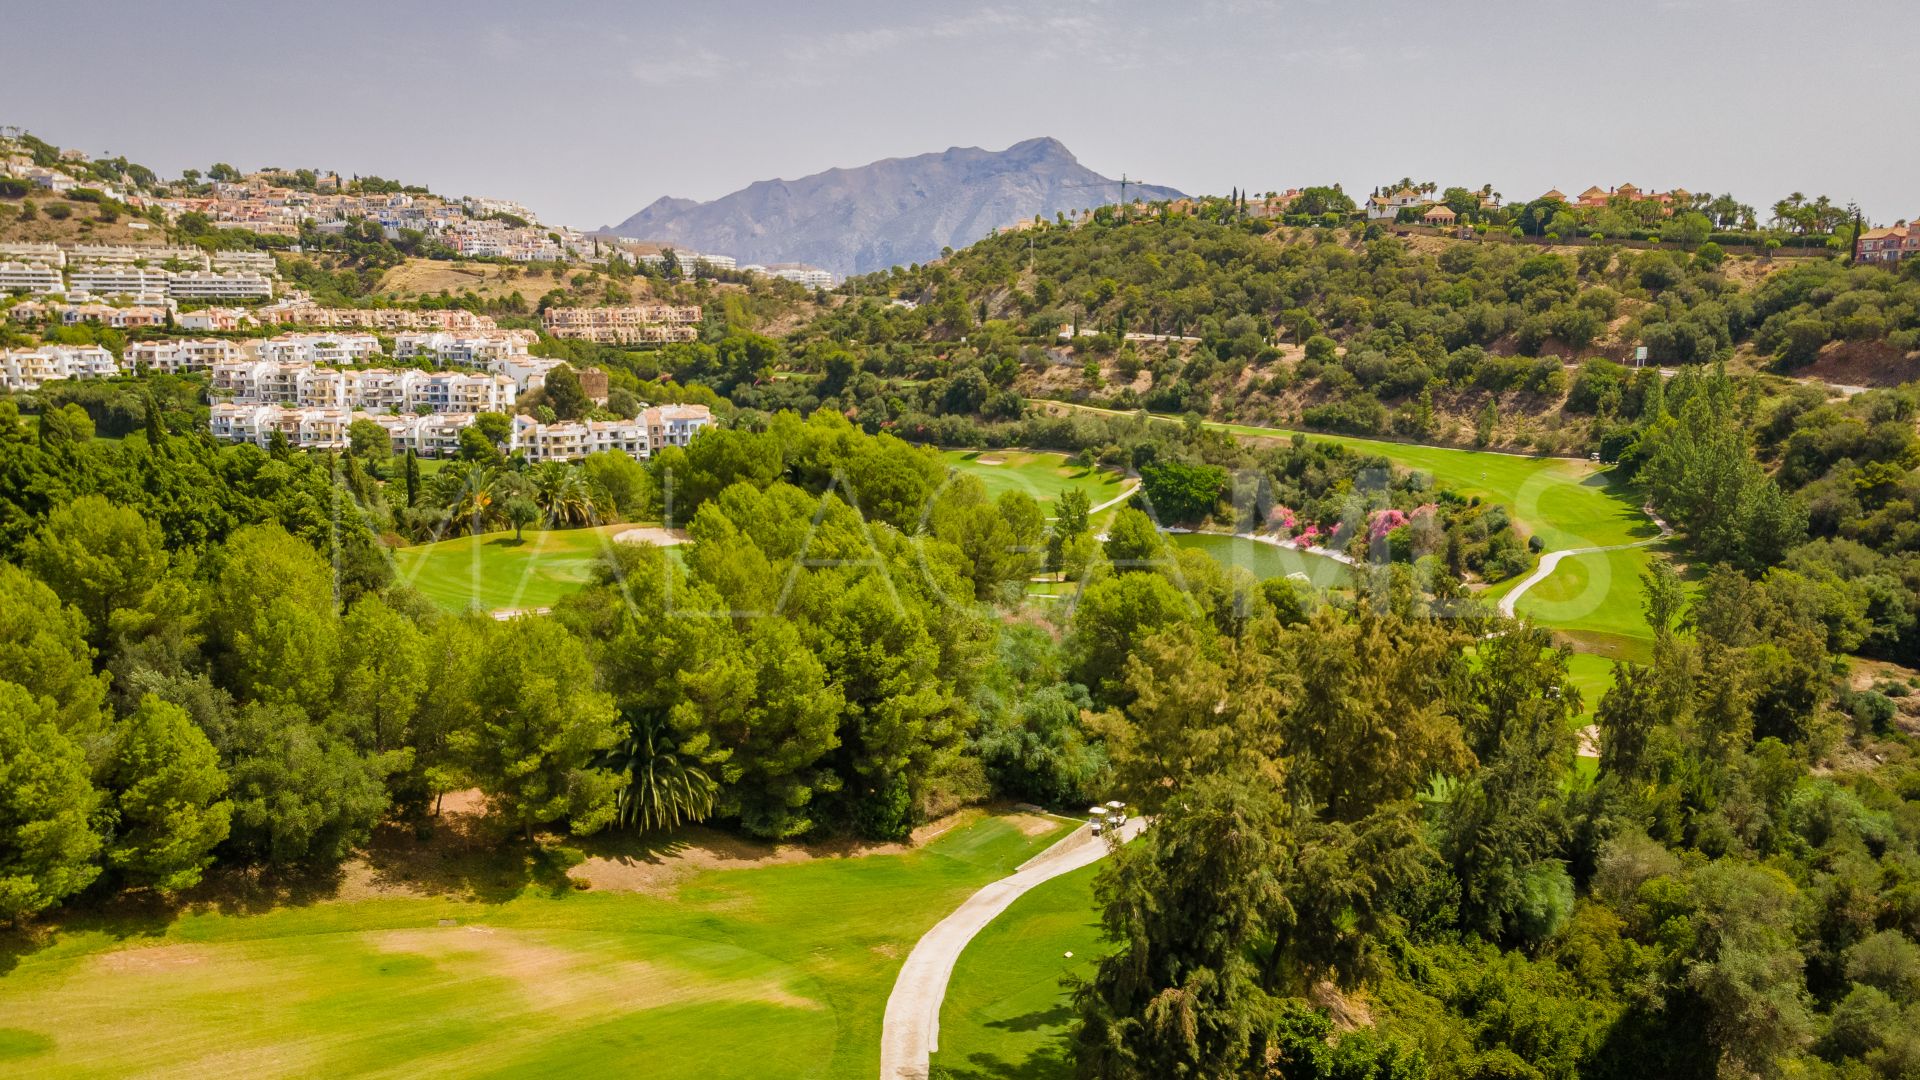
<box><xmin>1166</xmin><ymin>532</ymin><xmax>1353</xmax><ymax>590</ymax></box>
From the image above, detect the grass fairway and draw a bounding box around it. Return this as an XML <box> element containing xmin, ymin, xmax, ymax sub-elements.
<box><xmin>1039</xmin><ymin>403</ymin><xmax>1653</xmax><ymax>551</ymax></box>
<box><xmin>941</xmin><ymin>450</ymin><xmax>1128</xmax><ymax>512</ymax></box>
<box><xmin>929</xmin><ymin>862</ymin><xmax>1104</xmax><ymax>1080</ymax></box>
<box><xmin>1513</xmin><ymin>545</ymin><xmax>1660</xmax><ymax>662</ymax></box>
<box><xmin>0</xmin><ymin>813</ymin><xmax>1073</xmax><ymax>1079</ymax></box>
<box><xmin>390</xmin><ymin>523</ymin><xmax>636</xmax><ymax>613</ymax></box>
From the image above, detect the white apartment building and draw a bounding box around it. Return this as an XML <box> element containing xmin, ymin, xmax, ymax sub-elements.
<box><xmin>1</xmin><ymin>344</ymin><xmax>120</xmax><ymax>392</ymax></box>
<box><xmin>206</xmin><ymin>400</ymin><xmax>703</xmax><ymax>462</ymax></box>
<box><xmin>393</xmin><ymin>329</ymin><xmax>533</xmax><ymax>366</ymax></box>
<box><xmin>0</xmin><ymin>243</ymin><xmax>64</xmax><ymax>267</ymax></box>
<box><xmin>68</xmin><ymin>244</ymin><xmax>209</xmax><ymax>269</ymax></box>
<box><xmin>406</xmin><ymin>370</ymin><xmax>517</xmax><ymax>413</ymax></box>
<box><xmin>210</xmin><ymin>250</ymin><xmax>278</xmax><ymax>276</ymax></box>
<box><xmin>511</xmin><ymin>415</ymin><xmax>648</xmax><ymax>462</ymax></box>
<box><xmin>764</xmin><ymin>266</ymin><xmax>836</xmax><ymax>289</ymax></box>
<box><xmin>168</xmin><ymin>271</ymin><xmax>273</xmax><ymax>300</ymax></box>
<box><xmin>126</xmin><ymin>338</ymin><xmax>245</xmax><ymax>374</ymax></box>
<box><xmin>211</xmin><ymin>359</ymin><xmax>515</xmax><ymax>414</ymax></box>
<box><xmin>257</xmin><ymin>332</ymin><xmax>381</xmax><ymax>365</ymax></box>
<box><xmin>211</xmin><ymin>359</ymin><xmax>307</xmax><ymax>402</ymax></box>
<box><xmin>208</xmin><ymin>402</ymin><xmax>352</xmax><ymax>450</ymax></box>
<box><xmin>68</xmin><ymin>266</ymin><xmax>173</xmax><ymax>297</ymax></box>
<box><xmin>0</xmin><ymin>261</ymin><xmax>63</xmax><ymax>294</ymax></box>
<box><xmin>510</xmin><ymin>403</ymin><xmax>712</xmax><ymax>462</ymax></box>
<box><xmin>389</xmin><ymin>411</ymin><xmax>476</xmax><ymax>457</ymax></box>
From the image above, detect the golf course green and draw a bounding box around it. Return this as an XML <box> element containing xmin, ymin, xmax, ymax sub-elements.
<box><xmin>940</xmin><ymin>450</ymin><xmax>1129</xmax><ymax>512</ymax></box>
<box><xmin>390</xmin><ymin>523</ymin><xmax>639</xmax><ymax>614</ymax></box>
<box><xmin>0</xmin><ymin>812</ymin><xmax>1073</xmax><ymax>1079</ymax></box>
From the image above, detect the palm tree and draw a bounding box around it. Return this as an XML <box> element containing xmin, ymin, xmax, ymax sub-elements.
<box><xmin>529</xmin><ymin>460</ymin><xmax>598</xmax><ymax>527</ymax></box>
<box><xmin>606</xmin><ymin>715</ymin><xmax>716</xmax><ymax>833</ymax></box>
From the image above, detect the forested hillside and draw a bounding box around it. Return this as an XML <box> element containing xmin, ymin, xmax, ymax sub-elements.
<box><xmin>785</xmin><ymin>213</ymin><xmax>1918</xmax><ymax>452</ymax></box>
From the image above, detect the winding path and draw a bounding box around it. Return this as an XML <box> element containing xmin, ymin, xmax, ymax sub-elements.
<box><xmin>1088</xmin><ymin>482</ymin><xmax>1140</xmax><ymax>515</ymax></box>
<box><xmin>1497</xmin><ymin>514</ymin><xmax>1673</xmax><ymax>619</ymax></box>
<box><xmin>878</xmin><ymin>819</ymin><xmax>1145</xmax><ymax>1080</ymax></box>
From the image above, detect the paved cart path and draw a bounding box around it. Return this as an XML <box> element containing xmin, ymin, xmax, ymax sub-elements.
<box><xmin>878</xmin><ymin>819</ymin><xmax>1145</xmax><ymax>1080</ymax></box>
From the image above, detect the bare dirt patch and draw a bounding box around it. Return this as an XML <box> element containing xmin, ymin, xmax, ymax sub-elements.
<box><xmin>1795</xmin><ymin>340</ymin><xmax>1918</xmax><ymax>389</ymax></box>
<box><xmin>613</xmin><ymin>525</ymin><xmax>689</xmax><ymax>547</ymax></box>
<box><xmin>570</xmin><ymin>807</ymin><xmax>1004</xmax><ymax>893</ymax></box>
<box><xmin>1005</xmin><ymin>812</ymin><xmax>1062</xmax><ymax>837</ymax></box>
<box><xmin>570</xmin><ymin>825</ymin><xmax>912</xmax><ymax>893</ymax></box>
<box><xmin>91</xmin><ymin>943</ymin><xmax>211</xmax><ymax>973</ymax></box>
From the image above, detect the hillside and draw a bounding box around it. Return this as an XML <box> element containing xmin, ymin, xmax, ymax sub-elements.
<box><xmin>785</xmin><ymin>213</ymin><xmax>1918</xmax><ymax>449</ymax></box>
<box><xmin>603</xmin><ymin>137</ymin><xmax>1183</xmax><ymax>277</ymax></box>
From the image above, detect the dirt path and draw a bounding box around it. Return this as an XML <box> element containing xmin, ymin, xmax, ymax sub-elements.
<box><xmin>878</xmin><ymin>819</ymin><xmax>1145</xmax><ymax>1080</ymax></box>
<box><xmin>1088</xmin><ymin>482</ymin><xmax>1140</xmax><ymax>515</ymax></box>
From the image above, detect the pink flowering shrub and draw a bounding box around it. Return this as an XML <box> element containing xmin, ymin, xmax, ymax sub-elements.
<box><xmin>1368</xmin><ymin>508</ymin><xmax>1410</xmax><ymax>542</ymax></box>
<box><xmin>1268</xmin><ymin>505</ymin><xmax>1297</xmax><ymax>533</ymax></box>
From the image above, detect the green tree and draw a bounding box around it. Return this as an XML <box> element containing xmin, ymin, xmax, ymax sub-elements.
<box><xmin>103</xmin><ymin>696</ymin><xmax>231</xmax><ymax>892</ymax></box>
<box><xmin>543</xmin><ymin>364</ymin><xmax>591</xmax><ymax>420</ymax></box>
<box><xmin>527</xmin><ymin>461</ymin><xmax>598</xmax><ymax>527</ymax></box>
<box><xmin>1049</xmin><ymin>487</ymin><xmax>1093</xmax><ymax>572</ymax></box>
<box><xmin>209</xmin><ymin>524</ymin><xmax>339</xmax><ymax>716</ymax></box>
<box><xmin>1074</xmin><ymin>770</ymin><xmax>1285</xmax><ymax>1079</ymax></box>
<box><xmin>334</xmin><ymin>597</ymin><xmax>428</xmax><ymax>759</ymax></box>
<box><xmin>23</xmin><ymin>494</ymin><xmax>167</xmax><ymax>648</ymax></box>
<box><xmin>580</xmin><ymin>450</ymin><xmax>653</xmax><ymax>519</ymax></box>
<box><xmin>220</xmin><ymin>701</ymin><xmax>390</xmax><ymax>865</ymax></box>
<box><xmin>0</xmin><ymin>682</ymin><xmax>102</xmax><ymax>923</ymax></box>
<box><xmin>0</xmin><ymin>562</ymin><xmax>110</xmax><ymax>745</ymax></box>
<box><xmin>455</xmin><ymin>618</ymin><xmax>621</xmax><ymax>838</ymax></box>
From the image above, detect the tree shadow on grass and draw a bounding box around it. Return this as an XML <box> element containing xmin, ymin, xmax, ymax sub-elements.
<box><xmin>356</xmin><ymin>801</ymin><xmax>579</xmax><ymax>904</ymax></box>
<box><xmin>929</xmin><ymin>1042</ymin><xmax>1073</xmax><ymax>1080</ymax></box>
<box><xmin>928</xmin><ymin>1003</ymin><xmax>1077</xmax><ymax>1080</ymax></box>
<box><xmin>0</xmin><ymin>861</ymin><xmax>347</xmax><ymax>978</ymax></box>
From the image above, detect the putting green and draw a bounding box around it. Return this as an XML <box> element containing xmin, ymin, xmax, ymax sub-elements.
<box><xmin>390</xmin><ymin>524</ymin><xmax>638</xmax><ymax>614</ymax></box>
<box><xmin>0</xmin><ymin>813</ymin><xmax>1072</xmax><ymax>1080</ymax></box>
<box><xmin>940</xmin><ymin>450</ymin><xmax>1128</xmax><ymax>511</ymax></box>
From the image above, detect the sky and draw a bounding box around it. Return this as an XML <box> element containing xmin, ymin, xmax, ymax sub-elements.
<box><xmin>9</xmin><ymin>0</ymin><xmax>1919</xmax><ymax>230</ymax></box>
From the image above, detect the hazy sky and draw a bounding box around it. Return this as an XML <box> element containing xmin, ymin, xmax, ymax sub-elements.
<box><xmin>10</xmin><ymin>0</ymin><xmax>1919</xmax><ymax>229</ymax></box>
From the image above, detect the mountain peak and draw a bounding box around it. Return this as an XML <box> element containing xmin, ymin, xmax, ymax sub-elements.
<box><xmin>1002</xmin><ymin>136</ymin><xmax>1075</xmax><ymax>163</ymax></box>
<box><xmin>606</xmin><ymin>139</ymin><xmax>1182</xmax><ymax>276</ymax></box>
